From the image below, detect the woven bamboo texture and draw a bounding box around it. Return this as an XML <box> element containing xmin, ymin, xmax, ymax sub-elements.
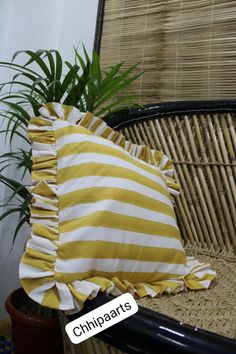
<box><xmin>138</xmin><ymin>244</ymin><xmax>236</xmax><ymax>339</ymax></box>
<box><xmin>122</xmin><ymin>112</ymin><xmax>236</xmax><ymax>253</ymax></box>
<box><xmin>121</xmin><ymin>110</ymin><xmax>236</xmax><ymax>340</ymax></box>
<box><xmin>99</xmin><ymin>0</ymin><xmax>236</xmax><ymax>103</ymax></box>
<box><xmin>63</xmin><ymin>110</ymin><xmax>236</xmax><ymax>352</ymax></box>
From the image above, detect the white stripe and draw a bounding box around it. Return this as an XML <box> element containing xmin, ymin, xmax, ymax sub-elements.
<box><xmin>19</xmin><ymin>263</ymin><xmax>54</xmax><ymax>278</ymax></box>
<box><xmin>162</xmin><ymin>169</ymin><xmax>174</xmax><ymax>177</ymax></box>
<box><xmin>55</xmin><ymin>258</ymin><xmax>188</xmax><ymax>275</ymax></box>
<box><xmin>115</xmin><ymin>134</ymin><xmax>124</xmax><ymax>145</ymax></box>
<box><xmin>60</xmin><ymin>199</ymin><xmax>177</xmax><ymax>227</ymax></box>
<box><xmin>58</xmin><ymin>226</ymin><xmax>183</xmax><ymax>250</ymax></box>
<box><xmin>159</xmin><ymin>154</ymin><xmax>169</xmax><ymax>170</ymax></box>
<box><xmin>94</xmin><ymin>121</ymin><xmax>107</xmax><ymax>135</ymax></box>
<box><xmin>67</xmin><ymin>109</ymin><xmax>85</xmax><ymax>125</ymax></box>
<box><xmin>87</xmin><ymin>116</ymin><xmax>98</xmax><ymax>130</ymax></box>
<box><xmin>29</xmin><ymin>282</ymin><xmax>55</xmax><ymax>304</ymax></box>
<box><xmin>30</xmin><ymin>218</ymin><xmax>58</xmax><ymax>227</ymax></box>
<box><xmin>193</xmin><ymin>269</ymin><xmax>216</xmax><ymax>278</ymax></box>
<box><xmin>31</xmin><ymin>213</ymin><xmax>58</xmax><ymax>220</ymax></box>
<box><xmin>32</xmin><ymin>142</ymin><xmax>55</xmax><ymax>153</ymax></box>
<box><xmin>59</xmin><ymin>176</ymin><xmax>172</xmax><ymax>207</ymax></box>
<box><xmin>58</xmin><ymin>153</ymin><xmax>166</xmax><ymax>190</ymax></box>
<box><xmin>56</xmin><ymin>282</ymin><xmax>74</xmax><ymax>310</ymax></box>
<box><xmin>27</xmin><ymin>235</ymin><xmax>57</xmax><ymax>255</ymax></box>
<box><xmin>55</xmin><ymin>132</ymin><xmax>165</xmax><ymax>175</ymax></box>
<box><xmin>32</xmin><ymin>199</ymin><xmax>57</xmax><ymax>211</ymax></box>
<box><xmin>144</xmin><ymin>286</ymin><xmax>158</xmax><ymax>297</ymax></box>
<box><xmin>199</xmin><ymin>280</ymin><xmax>211</xmax><ymax>288</ymax></box>
<box><xmin>29</xmin><ymin>124</ymin><xmax>52</xmax><ymax>131</ymax></box>
<box><xmin>50</xmin><ymin>102</ymin><xmax>65</xmax><ymax>118</ymax></box>
<box><xmin>72</xmin><ymin>280</ymin><xmax>101</xmax><ymax>298</ymax></box>
<box><xmin>168</xmin><ymin>279</ymin><xmax>184</xmax><ymax>284</ymax></box>
<box><xmin>107</xmin><ymin>130</ymin><xmax>116</xmax><ymax>140</ymax></box>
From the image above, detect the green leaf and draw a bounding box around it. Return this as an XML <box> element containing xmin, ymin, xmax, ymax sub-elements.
<box><xmin>0</xmin><ymin>174</ymin><xmax>31</xmax><ymax>200</ymax></box>
<box><xmin>74</xmin><ymin>46</ymin><xmax>86</xmax><ymax>71</ymax></box>
<box><xmin>92</xmin><ymin>50</ymin><xmax>102</xmax><ymax>83</ymax></box>
<box><xmin>63</xmin><ymin>63</ymin><xmax>90</xmax><ymax>106</ymax></box>
<box><xmin>23</xmin><ymin>50</ymin><xmax>51</xmax><ymax>78</ymax></box>
<box><xmin>57</xmin><ymin>64</ymin><xmax>80</xmax><ymax>102</ymax></box>
<box><xmin>93</xmin><ymin>72</ymin><xmax>141</xmax><ymax>110</ymax></box>
<box><xmin>95</xmin><ymin>95</ymin><xmax>139</xmax><ymax>116</ymax></box>
<box><xmin>10</xmin><ymin>215</ymin><xmax>29</xmax><ymax>252</ymax></box>
<box><xmin>44</xmin><ymin>51</ymin><xmax>55</xmax><ymax>78</ymax></box>
<box><xmin>55</xmin><ymin>51</ymin><xmax>63</xmax><ymax>100</ymax></box>
<box><xmin>0</xmin><ymin>208</ymin><xmax>22</xmax><ymax>223</ymax></box>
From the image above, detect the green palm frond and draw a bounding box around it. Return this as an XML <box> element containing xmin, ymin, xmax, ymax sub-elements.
<box><xmin>0</xmin><ymin>46</ymin><xmax>142</xmax><ymax>247</ymax></box>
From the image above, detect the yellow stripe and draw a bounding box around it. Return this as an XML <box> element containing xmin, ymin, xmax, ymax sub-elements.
<box><xmin>135</xmin><ymin>286</ymin><xmax>149</xmax><ymax>297</ymax></box>
<box><xmin>109</xmin><ymin>277</ymin><xmax>131</xmax><ymax>293</ymax></box>
<box><xmin>32</xmin><ymin>156</ymin><xmax>56</xmax><ymax>170</ymax></box>
<box><xmin>30</xmin><ymin>117</ymin><xmax>51</xmax><ymax>126</ymax></box>
<box><xmin>25</xmin><ymin>248</ymin><xmax>55</xmax><ymax>262</ymax></box>
<box><xmin>58</xmin><ymin>163</ymin><xmax>170</xmax><ymax>199</ymax></box>
<box><xmin>63</xmin><ymin>105</ymin><xmax>74</xmax><ymax>118</ymax></box>
<box><xmin>32</xmin><ymin>224</ymin><xmax>58</xmax><ymax>241</ymax></box>
<box><xmin>88</xmin><ymin>118</ymin><xmax>102</xmax><ymax>132</ymax></box>
<box><xmin>57</xmin><ymin>141</ymin><xmax>164</xmax><ymax>180</ymax></box>
<box><xmin>54</xmin><ymin>125</ymin><xmax>92</xmax><ymax>139</ymax></box>
<box><xmin>32</xmin><ymin>197</ymin><xmax>57</xmax><ymax>207</ymax></box>
<box><xmin>21</xmin><ymin>254</ymin><xmax>54</xmax><ymax>271</ymax></box>
<box><xmin>59</xmin><ymin>187</ymin><xmax>175</xmax><ymax>217</ymax></box>
<box><xmin>20</xmin><ymin>276</ymin><xmax>55</xmax><ymax>293</ymax></box>
<box><xmin>86</xmin><ymin>277</ymin><xmax>113</xmax><ymax>292</ymax></box>
<box><xmin>29</xmin><ymin>131</ymin><xmax>54</xmax><ymax>144</ymax></box>
<box><xmin>54</xmin><ymin>269</ymin><xmax>184</xmax><ymax>283</ymax></box>
<box><xmin>100</xmin><ymin>126</ymin><xmax>113</xmax><ymax>139</ymax></box>
<box><xmin>31</xmin><ymin>181</ymin><xmax>56</xmax><ymax>198</ymax></box>
<box><xmin>59</xmin><ymin>211</ymin><xmax>181</xmax><ymax>240</ymax></box>
<box><xmin>42</xmin><ymin>287</ymin><xmax>61</xmax><ymax>309</ymax></box>
<box><xmin>46</xmin><ymin>102</ymin><xmax>60</xmax><ymax>117</ymax></box>
<box><xmin>79</xmin><ymin>112</ymin><xmax>94</xmax><ymax>128</ymax></box>
<box><xmin>67</xmin><ymin>283</ymin><xmax>88</xmax><ymax>304</ymax></box>
<box><xmin>32</xmin><ymin>170</ymin><xmax>56</xmax><ymax>181</ymax></box>
<box><xmin>57</xmin><ymin>241</ymin><xmax>186</xmax><ymax>263</ymax></box>
<box><xmin>30</xmin><ymin>207</ymin><xmax>58</xmax><ymax>218</ymax></box>
<box><xmin>184</xmin><ymin>280</ymin><xmax>205</xmax><ymax>290</ymax></box>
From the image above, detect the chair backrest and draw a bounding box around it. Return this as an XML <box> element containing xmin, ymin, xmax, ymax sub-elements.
<box><xmin>105</xmin><ymin>101</ymin><xmax>236</xmax><ymax>254</ymax></box>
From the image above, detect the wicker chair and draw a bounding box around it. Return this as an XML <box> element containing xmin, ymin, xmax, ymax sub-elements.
<box><xmin>61</xmin><ymin>100</ymin><xmax>236</xmax><ymax>354</ymax></box>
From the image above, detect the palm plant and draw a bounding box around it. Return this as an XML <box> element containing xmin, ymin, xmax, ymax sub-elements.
<box><xmin>0</xmin><ymin>47</ymin><xmax>141</xmax><ymax>248</ymax></box>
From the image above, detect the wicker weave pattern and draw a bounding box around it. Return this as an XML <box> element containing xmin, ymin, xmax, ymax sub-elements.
<box><xmin>119</xmin><ymin>110</ymin><xmax>236</xmax><ymax>340</ymax></box>
<box><xmin>138</xmin><ymin>244</ymin><xmax>236</xmax><ymax>339</ymax></box>
<box><xmin>122</xmin><ymin>112</ymin><xmax>236</xmax><ymax>253</ymax></box>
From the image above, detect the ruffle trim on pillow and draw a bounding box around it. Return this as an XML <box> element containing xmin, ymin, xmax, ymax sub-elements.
<box><xmin>39</xmin><ymin>103</ymin><xmax>180</xmax><ymax>197</ymax></box>
<box><xmin>19</xmin><ymin>103</ymin><xmax>216</xmax><ymax>313</ymax></box>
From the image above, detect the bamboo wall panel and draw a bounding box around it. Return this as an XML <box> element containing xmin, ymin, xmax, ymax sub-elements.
<box><xmin>100</xmin><ymin>0</ymin><xmax>236</xmax><ymax>103</ymax></box>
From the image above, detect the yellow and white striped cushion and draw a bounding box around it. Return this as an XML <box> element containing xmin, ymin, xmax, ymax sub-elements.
<box><xmin>19</xmin><ymin>103</ymin><xmax>216</xmax><ymax>312</ymax></box>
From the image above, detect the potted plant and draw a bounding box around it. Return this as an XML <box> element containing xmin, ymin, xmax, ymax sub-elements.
<box><xmin>0</xmin><ymin>47</ymin><xmax>141</xmax><ymax>354</ymax></box>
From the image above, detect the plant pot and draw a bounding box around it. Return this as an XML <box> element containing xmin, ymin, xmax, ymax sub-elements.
<box><xmin>5</xmin><ymin>288</ymin><xmax>63</xmax><ymax>354</ymax></box>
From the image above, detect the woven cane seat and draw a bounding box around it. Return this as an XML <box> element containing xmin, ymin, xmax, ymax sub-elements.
<box><xmin>137</xmin><ymin>245</ymin><xmax>236</xmax><ymax>339</ymax></box>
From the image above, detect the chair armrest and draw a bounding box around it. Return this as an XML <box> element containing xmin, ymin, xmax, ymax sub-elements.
<box><xmin>67</xmin><ymin>294</ymin><xmax>236</xmax><ymax>354</ymax></box>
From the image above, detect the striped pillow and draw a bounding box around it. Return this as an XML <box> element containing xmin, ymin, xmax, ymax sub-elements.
<box><xmin>19</xmin><ymin>103</ymin><xmax>216</xmax><ymax>312</ymax></box>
